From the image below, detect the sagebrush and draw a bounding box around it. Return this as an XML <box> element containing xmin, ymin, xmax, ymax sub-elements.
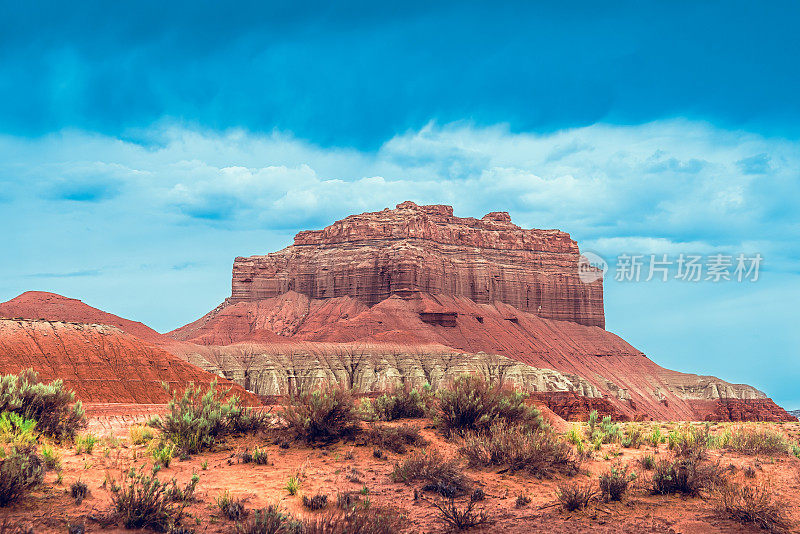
<box><xmin>392</xmin><ymin>449</ymin><xmax>471</xmax><ymax>497</ymax></box>
<box><xmin>437</xmin><ymin>375</ymin><xmax>545</xmax><ymax>436</ymax></box>
<box><xmin>0</xmin><ymin>369</ymin><xmax>85</xmax><ymax>439</ymax></box>
<box><xmin>149</xmin><ymin>380</ymin><xmax>270</xmax><ymax>454</ymax></box>
<box><xmin>459</xmin><ymin>422</ymin><xmax>576</xmax><ymax>478</ymax></box>
<box><xmin>282</xmin><ymin>383</ymin><xmax>359</xmax><ymax>444</ymax></box>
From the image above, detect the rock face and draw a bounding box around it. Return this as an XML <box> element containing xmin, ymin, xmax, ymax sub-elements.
<box><xmin>0</xmin><ymin>318</ymin><xmax>254</xmax><ymax>404</ymax></box>
<box><xmin>230</xmin><ymin>201</ymin><xmax>604</xmax><ymax>328</ymax></box>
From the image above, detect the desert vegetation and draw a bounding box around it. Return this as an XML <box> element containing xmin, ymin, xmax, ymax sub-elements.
<box><xmin>0</xmin><ymin>371</ymin><xmax>797</xmax><ymax>532</ymax></box>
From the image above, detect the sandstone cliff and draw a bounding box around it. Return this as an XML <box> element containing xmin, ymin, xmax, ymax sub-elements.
<box><xmin>229</xmin><ymin>201</ymin><xmax>604</xmax><ymax>327</ymax></box>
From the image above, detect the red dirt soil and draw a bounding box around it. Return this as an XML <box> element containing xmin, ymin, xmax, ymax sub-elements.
<box><xmin>3</xmin><ymin>416</ymin><xmax>800</xmax><ymax>533</ymax></box>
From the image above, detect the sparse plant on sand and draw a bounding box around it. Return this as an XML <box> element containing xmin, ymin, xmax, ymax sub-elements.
<box><xmin>556</xmin><ymin>481</ymin><xmax>595</xmax><ymax>511</ymax></box>
<box><xmin>430</xmin><ymin>496</ymin><xmax>488</xmax><ymax>530</ymax></box>
<box><xmin>717</xmin><ymin>480</ymin><xmax>789</xmax><ymax>533</ymax></box>
<box><xmin>149</xmin><ymin>380</ymin><xmax>270</xmax><ymax>454</ymax></box>
<box><xmin>70</xmin><ymin>479</ymin><xmax>88</xmax><ymax>503</ymax></box>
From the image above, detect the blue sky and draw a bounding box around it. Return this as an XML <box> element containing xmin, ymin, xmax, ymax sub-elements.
<box><xmin>1</xmin><ymin>1</ymin><xmax>798</xmax><ymax>407</ymax></box>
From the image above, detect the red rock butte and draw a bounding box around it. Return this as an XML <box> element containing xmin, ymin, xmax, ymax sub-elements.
<box><xmin>0</xmin><ymin>202</ymin><xmax>793</xmax><ymax>422</ymax></box>
<box><xmin>167</xmin><ymin>202</ymin><xmax>793</xmax><ymax>422</ymax></box>
<box><xmin>230</xmin><ymin>201</ymin><xmax>604</xmax><ymax>328</ymax></box>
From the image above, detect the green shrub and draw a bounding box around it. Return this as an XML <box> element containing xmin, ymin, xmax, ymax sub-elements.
<box><xmin>585</xmin><ymin>412</ymin><xmax>621</xmax><ymax>444</ymax></box>
<box><xmin>74</xmin><ymin>433</ymin><xmax>97</xmax><ymax>454</ymax></box>
<box><xmin>648</xmin><ymin>426</ymin><xmax>665</xmax><ymax>447</ymax></box>
<box><xmin>0</xmin><ymin>443</ymin><xmax>45</xmax><ymax>506</ymax></box>
<box><xmin>458</xmin><ymin>422</ymin><xmax>577</xmax><ymax>478</ymax></box>
<box><xmin>436</xmin><ymin>375</ymin><xmax>544</xmax><ymax>437</ymax></box>
<box><xmin>391</xmin><ymin>449</ymin><xmax>471</xmax><ymax>497</ymax></box>
<box><xmin>622</xmin><ymin>425</ymin><xmax>645</xmax><ymax>448</ymax></box>
<box><xmin>717</xmin><ymin>481</ymin><xmax>789</xmax><ymax>533</ymax></box>
<box><xmin>282</xmin><ymin>384</ymin><xmax>359</xmax><ymax>444</ymax></box>
<box><xmin>129</xmin><ymin>425</ymin><xmax>154</xmax><ymax>445</ymax></box>
<box><xmin>565</xmin><ymin>427</ymin><xmax>582</xmax><ymax>446</ymax></box>
<box><xmin>151</xmin><ymin>442</ymin><xmax>175</xmax><ymax>468</ymax></box>
<box><xmin>372</xmin><ymin>386</ymin><xmax>430</xmax><ymax>421</ymax></box>
<box><xmin>40</xmin><ymin>442</ymin><xmax>61</xmax><ymax>470</ymax></box>
<box><xmin>240</xmin><ymin>447</ymin><xmax>269</xmax><ymax>465</ymax></box>
<box><xmin>165</xmin><ymin>473</ymin><xmax>199</xmax><ymax>503</ymax></box>
<box><xmin>284</xmin><ymin>476</ymin><xmax>300</xmax><ymax>495</ymax></box>
<box><xmin>149</xmin><ymin>380</ymin><xmax>269</xmax><ymax>454</ymax></box>
<box><xmin>669</xmin><ymin>425</ymin><xmax>711</xmax><ymax>459</ymax></box>
<box><xmin>586</xmin><ymin>410</ymin><xmax>599</xmax><ymax>438</ymax></box>
<box><xmin>0</xmin><ymin>412</ymin><xmax>37</xmax><ymax>446</ymax></box>
<box><xmin>599</xmin><ymin>464</ymin><xmax>636</xmax><ymax>501</ymax></box>
<box><xmin>251</xmin><ymin>447</ymin><xmax>269</xmax><ymax>465</ymax></box>
<box><xmin>640</xmin><ymin>454</ymin><xmax>656</xmax><ymax>470</ymax></box>
<box><xmin>364</xmin><ymin>424</ymin><xmax>427</xmax><ymax>454</ymax></box>
<box><xmin>723</xmin><ymin>427</ymin><xmax>789</xmax><ymax>456</ymax></box>
<box><xmin>0</xmin><ymin>369</ymin><xmax>86</xmax><ymax>439</ymax></box>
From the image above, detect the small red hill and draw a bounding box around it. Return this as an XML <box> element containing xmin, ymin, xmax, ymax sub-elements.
<box><xmin>0</xmin><ymin>317</ymin><xmax>255</xmax><ymax>404</ymax></box>
<box><xmin>0</xmin><ymin>291</ymin><xmax>167</xmax><ymax>345</ymax></box>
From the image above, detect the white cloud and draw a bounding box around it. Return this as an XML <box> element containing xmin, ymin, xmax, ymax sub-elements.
<box><xmin>1</xmin><ymin>119</ymin><xmax>797</xmax><ymax>264</ymax></box>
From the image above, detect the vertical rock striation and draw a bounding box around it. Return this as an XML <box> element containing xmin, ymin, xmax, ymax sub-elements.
<box><xmin>230</xmin><ymin>201</ymin><xmax>604</xmax><ymax>327</ymax></box>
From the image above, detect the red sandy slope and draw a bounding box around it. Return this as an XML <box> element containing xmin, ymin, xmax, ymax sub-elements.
<box><xmin>168</xmin><ymin>291</ymin><xmax>793</xmax><ymax>422</ymax></box>
<box><xmin>0</xmin><ymin>317</ymin><xmax>255</xmax><ymax>404</ymax></box>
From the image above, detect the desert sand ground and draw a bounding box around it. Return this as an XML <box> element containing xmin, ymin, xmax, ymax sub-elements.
<box><xmin>3</xmin><ymin>403</ymin><xmax>799</xmax><ymax>533</ymax></box>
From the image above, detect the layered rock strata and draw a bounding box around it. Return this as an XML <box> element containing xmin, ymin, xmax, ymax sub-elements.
<box><xmin>0</xmin><ymin>318</ymin><xmax>254</xmax><ymax>404</ymax></box>
<box><xmin>229</xmin><ymin>201</ymin><xmax>604</xmax><ymax>327</ymax></box>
